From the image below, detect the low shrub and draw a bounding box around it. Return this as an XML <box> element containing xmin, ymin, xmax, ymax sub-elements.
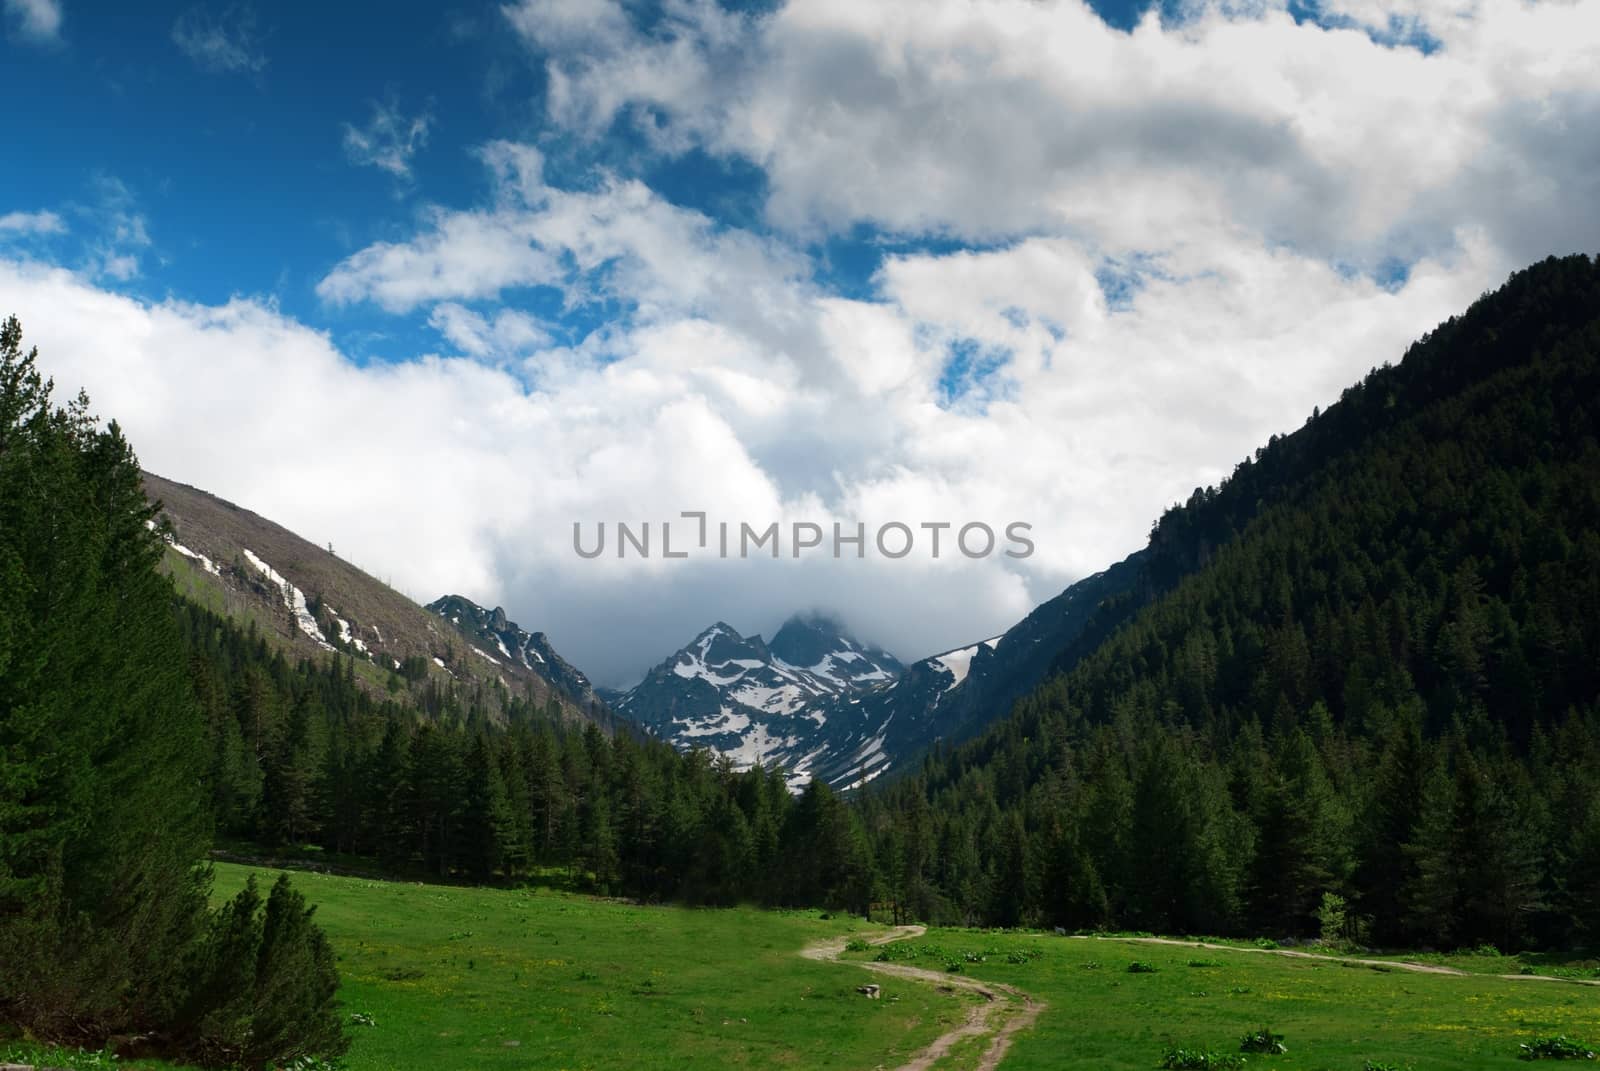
<box><xmin>1128</xmin><ymin>961</ymin><xmax>1159</xmax><ymax>973</ymax></box>
<box><xmin>1160</xmin><ymin>1046</ymin><xmax>1246</xmax><ymax>1069</ymax></box>
<box><xmin>1519</xmin><ymin>1035</ymin><xmax>1598</xmax><ymax>1061</ymax></box>
<box><xmin>844</xmin><ymin>938</ymin><xmax>870</xmax><ymax>952</ymax></box>
<box><xmin>0</xmin><ymin>1043</ymin><xmax>121</xmax><ymax>1070</ymax></box>
<box><xmin>1240</xmin><ymin>1025</ymin><xmax>1287</xmax><ymax>1054</ymax></box>
<box><xmin>173</xmin><ymin>874</ymin><xmax>348</xmax><ymax>1069</ymax></box>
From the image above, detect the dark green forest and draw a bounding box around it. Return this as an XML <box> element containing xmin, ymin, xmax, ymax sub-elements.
<box><xmin>183</xmin><ymin>256</ymin><xmax>1600</xmax><ymax>953</ymax></box>
<box><xmin>865</xmin><ymin>254</ymin><xmax>1600</xmax><ymax>948</ymax></box>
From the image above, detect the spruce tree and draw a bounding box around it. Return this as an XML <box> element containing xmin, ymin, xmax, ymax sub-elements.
<box><xmin>0</xmin><ymin>316</ymin><xmax>210</xmax><ymax>1036</ymax></box>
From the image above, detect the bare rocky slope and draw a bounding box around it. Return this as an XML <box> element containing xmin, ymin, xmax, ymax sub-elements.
<box><xmin>143</xmin><ymin>471</ymin><xmax>611</xmax><ymax>727</ymax></box>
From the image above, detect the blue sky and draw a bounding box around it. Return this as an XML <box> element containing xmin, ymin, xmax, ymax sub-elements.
<box><xmin>2</xmin><ymin>0</ymin><xmax>1160</xmax><ymax>359</ymax></box>
<box><xmin>3</xmin><ymin>0</ymin><xmax>1597</xmax><ymax>682</ymax></box>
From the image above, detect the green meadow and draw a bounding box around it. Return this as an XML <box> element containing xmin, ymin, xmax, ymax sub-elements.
<box><xmin>206</xmin><ymin>862</ymin><xmax>966</xmax><ymax>1071</ymax></box>
<box><xmin>14</xmin><ymin>862</ymin><xmax>1596</xmax><ymax>1071</ymax></box>
<box><xmin>842</xmin><ymin>930</ymin><xmax>1600</xmax><ymax>1071</ymax></box>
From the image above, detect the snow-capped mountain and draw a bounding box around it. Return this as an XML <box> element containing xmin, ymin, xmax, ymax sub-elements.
<box><xmin>614</xmin><ymin>615</ymin><xmax>902</xmax><ymax>778</ymax></box>
<box><xmin>766</xmin><ymin>635</ymin><xmax>1003</xmax><ymax>790</ymax></box>
<box><xmin>797</xmin><ymin>549</ymin><xmax>1150</xmax><ymax>788</ymax></box>
<box><xmin>426</xmin><ymin>595</ymin><xmax>605</xmax><ymax>713</ymax></box>
<box><xmin>618</xmin><ymin>551</ymin><xmax>1152</xmax><ymax>792</ymax></box>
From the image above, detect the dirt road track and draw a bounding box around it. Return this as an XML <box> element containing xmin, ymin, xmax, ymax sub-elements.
<box><xmin>802</xmin><ymin>924</ymin><xmax>1045</xmax><ymax>1071</ymax></box>
<box><xmin>1077</xmin><ymin>934</ymin><xmax>1600</xmax><ymax>986</ymax></box>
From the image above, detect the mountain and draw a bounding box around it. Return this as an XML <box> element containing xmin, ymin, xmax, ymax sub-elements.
<box><xmin>757</xmin><ymin>549</ymin><xmax>1147</xmax><ymax>790</ymax></box>
<box><xmin>142</xmin><ymin>471</ymin><xmax>607</xmax><ymax>727</ymax></box>
<box><xmin>426</xmin><ymin>594</ymin><xmax>605</xmax><ymax>713</ymax></box>
<box><xmin>612</xmin><ymin>555</ymin><xmax>1159</xmax><ymax>792</ymax></box>
<box><xmin>614</xmin><ymin>615</ymin><xmax>902</xmax><ymax>781</ymax></box>
<box><xmin>856</xmin><ymin>254</ymin><xmax>1600</xmax><ymax>943</ymax></box>
<box><xmin>610</xmin><ymin>557</ymin><xmax>1158</xmax><ymax>790</ymax></box>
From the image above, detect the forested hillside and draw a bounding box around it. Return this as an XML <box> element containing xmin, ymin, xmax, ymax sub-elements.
<box><xmin>856</xmin><ymin>255</ymin><xmax>1600</xmax><ymax>950</ymax></box>
<box><xmin>180</xmin><ymin>596</ymin><xmax>875</xmax><ymax>906</ymax></box>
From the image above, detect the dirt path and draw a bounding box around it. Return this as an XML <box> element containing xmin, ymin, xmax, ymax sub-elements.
<box><xmin>801</xmin><ymin>924</ymin><xmax>1045</xmax><ymax>1071</ymax></box>
<box><xmin>1076</xmin><ymin>934</ymin><xmax>1600</xmax><ymax>987</ymax></box>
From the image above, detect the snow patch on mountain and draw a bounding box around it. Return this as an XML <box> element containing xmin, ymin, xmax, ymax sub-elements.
<box><xmin>326</xmin><ymin>605</ymin><xmax>369</xmax><ymax>653</ymax></box>
<box><xmin>242</xmin><ymin>548</ymin><xmax>333</xmax><ymax>651</ymax></box>
<box><xmin>931</xmin><ymin>636</ymin><xmax>1003</xmax><ymax>691</ymax></box>
<box><xmin>147</xmin><ymin>519</ymin><xmax>221</xmax><ymax>576</ymax></box>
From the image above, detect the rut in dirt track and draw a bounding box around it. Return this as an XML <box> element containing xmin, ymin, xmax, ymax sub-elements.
<box><xmin>802</xmin><ymin>924</ymin><xmax>1044</xmax><ymax>1071</ymax></box>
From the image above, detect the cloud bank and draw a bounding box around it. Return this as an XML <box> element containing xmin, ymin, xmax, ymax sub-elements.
<box><xmin>5</xmin><ymin>0</ymin><xmax>1598</xmax><ymax>684</ymax></box>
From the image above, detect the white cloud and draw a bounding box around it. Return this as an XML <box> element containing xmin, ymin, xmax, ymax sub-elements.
<box><xmin>0</xmin><ymin>210</ymin><xmax>66</xmax><ymax>235</ymax></box>
<box><xmin>506</xmin><ymin>0</ymin><xmax>1600</xmax><ymax>268</ymax></box>
<box><xmin>342</xmin><ymin>98</ymin><xmax>433</xmax><ymax>179</ymax></box>
<box><xmin>8</xmin><ymin>0</ymin><xmax>1596</xmax><ymax>687</ymax></box>
<box><xmin>171</xmin><ymin>4</ymin><xmax>267</xmax><ymax>74</ymax></box>
<box><xmin>2</xmin><ymin>198</ymin><xmax>1503</xmax><ymax>685</ymax></box>
<box><xmin>428</xmin><ymin>303</ymin><xmax>552</xmax><ymax>359</ymax></box>
<box><xmin>83</xmin><ymin>176</ymin><xmax>152</xmax><ymax>282</ymax></box>
<box><xmin>4</xmin><ymin>0</ymin><xmax>61</xmax><ymax>43</ymax></box>
<box><xmin>302</xmin><ymin>100</ymin><xmax>1533</xmax><ymax>683</ymax></box>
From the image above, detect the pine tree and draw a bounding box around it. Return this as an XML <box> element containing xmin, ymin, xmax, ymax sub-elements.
<box><xmin>0</xmin><ymin>317</ymin><xmax>210</xmax><ymax>1036</ymax></box>
<box><xmin>462</xmin><ymin>733</ymin><xmax>516</xmax><ymax>882</ymax></box>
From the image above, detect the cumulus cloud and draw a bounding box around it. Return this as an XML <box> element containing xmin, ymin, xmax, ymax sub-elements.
<box><xmin>7</xmin><ymin>0</ymin><xmax>1596</xmax><ymax>686</ymax></box>
<box><xmin>505</xmin><ymin>0</ymin><xmax>1600</xmax><ymax>265</ymax></box>
<box><xmin>342</xmin><ymin>97</ymin><xmax>434</xmax><ymax>179</ymax></box>
<box><xmin>171</xmin><ymin>4</ymin><xmax>267</xmax><ymax>74</ymax></box>
<box><xmin>2</xmin><ymin>185</ymin><xmax>1499</xmax><ymax>684</ymax></box>
<box><xmin>0</xmin><ymin>210</ymin><xmax>66</xmax><ymax>235</ymax></box>
<box><xmin>428</xmin><ymin>303</ymin><xmax>552</xmax><ymax>359</ymax></box>
<box><xmin>4</xmin><ymin>0</ymin><xmax>62</xmax><ymax>43</ymax></box>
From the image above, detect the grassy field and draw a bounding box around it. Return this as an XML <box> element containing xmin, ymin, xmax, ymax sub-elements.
<box><xmin>9</xmin><ymin>865</ymin><xmax>1597</xmax><ymax>1071</ymax></box>
<box><xmin>841</xmin><ymin>929</ymin><xmax>1600</xmax><ymax>1070</ymax></box>
<box><xmin>205</xmin><ymin>863</ymin><xmax>966</xmax><ymax>1071</ymax></box>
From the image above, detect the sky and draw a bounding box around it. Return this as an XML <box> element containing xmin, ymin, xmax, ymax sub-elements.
<box><xmin>2</xmin><ymin>0</ymin><xmax>1598</xmax><ymax>686</ymax></box>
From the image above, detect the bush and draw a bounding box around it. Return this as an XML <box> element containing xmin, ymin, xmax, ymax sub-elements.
<box><xmin>1240</xmin><ymin>1025</ymin><xmax>1287</xmax><ymax>1054</ymax></box>
<box><xmin>1127</xmin><ymin>961</ymin><xmax>1159</xmax><ymax>973</ymax></box>
<box><xmin>1318</xmin><ymin>892</ymin><xmax>1349</xmax><ymax>944</ymax></box>
<box><xmin>844</xmin><ymin>938</ymin><xmax>870</xmax><ymax>952</ymax></box>
<box><xmin>1518</xmin><ymin>1035</ymin><xmax>1597</xmax><ymax>1060</ymax></box>
<box><xmin>175</xmin><ymin>875</ymin><xmax>348</xmax><ymax>1069</ymax></box>
<box><xmin>1160</xmin><ymin>1047</ymin><xmax>1246</xmax><ymax>1069</ymax></box>
<box><xmin>0</xmin><ymin>1043</ymin><xmax>121</xmax><ymax>1070</ymax></box>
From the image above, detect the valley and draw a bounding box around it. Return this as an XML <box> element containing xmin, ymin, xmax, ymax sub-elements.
<box><xmin>5</xmin><ymin>255</ymin><xmax>1600</xmax><ymax>1071</ymax></box>
<box><xmin>10</xmin><ymin>861</ymin><xmax>1596</xmax><ymax>1071</ymax></box>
